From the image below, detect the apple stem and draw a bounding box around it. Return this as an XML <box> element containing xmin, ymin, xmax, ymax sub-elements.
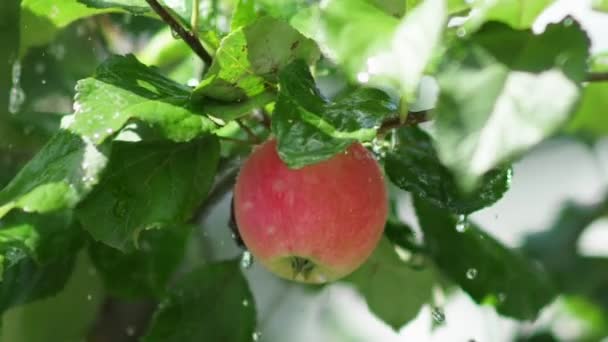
<box><xmin>290</xmin><ymin>257</ymin><xmax>315</xmax><ymax>280</ymax></box>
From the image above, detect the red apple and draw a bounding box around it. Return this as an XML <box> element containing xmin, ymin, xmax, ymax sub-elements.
<box><xmin>234</xmin><ymin>139</ymin><xmax>388</xmax><ymax>283</ymax></box>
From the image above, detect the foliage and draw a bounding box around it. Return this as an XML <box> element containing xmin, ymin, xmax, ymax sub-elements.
<box><xmin>1</xmin><ymin>0</ymin><xmax>608</xmax><ymax>340</ymax></box>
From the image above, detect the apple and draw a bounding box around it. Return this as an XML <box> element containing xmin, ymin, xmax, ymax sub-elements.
<box><xmin>234</xmin><ymin>139</ymin><xmax>388</xmax><ymax>284</ymax></box>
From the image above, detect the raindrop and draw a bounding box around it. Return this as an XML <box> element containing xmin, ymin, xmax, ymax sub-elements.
<box><xmin>125</xmin><ymin>326</ymin><xmax>136</xmax><ymax>336</ymax></box>
<box><xmin>431</xmin><ymin>307</ymin><xmax>445</xmax><ymax>325</ymax></box>
<box><xmin>240</xmin><ymin>251</ymin><xmax>253</xmax><ymax>269</ymax></box>
<box><xmin>370</xmin><ymin>138</ymin><xmax>386</xmax><ymax>160</ymax></box>
<box><xmin>41</xmin><ymin>79</ymin><xmax>47</xmax><ymax>85</ymax></box>
<box><xmin>171</xmin><ymin>28</ymin><xmax>180</xmax><ymax>39</ymax></box>
<box><xmin>87</xmin><ymin>294</ymin><xmax>93</xmax><ymax>301</ymax></box>
<box><xmin>242</xmin><ymin>299</ymin><xmax>249</xmax><ymax>307</ymax></box>
<box><xmin>8</xmin><ymin>61</ymin><xmax>25</xmax><ymax>114</ymax></box>
<box><xmin>456</xmin><ymin>27</ymin><xmax>467</xmax><ymax>38</ymax></box>
<box><xmin>498</xmin><ymin>292</ymin><xmax>507</xmax><ymax>303</ymax></box>
<box><xmin>106</xmin><ymin>128</ymin><xmax>114</xmax><ymax>134</ymax></box>
<box><xmin>455</xmin><ymin>214</ymin><xmax>467</xmax><ymax>233</ymax></box>
<box><xmin>564</xmin><ymin>17</ymin><xmax>573</xmax><ymax>26</ymax></box>
<box><xmin>252</xmin><ymin>331</ymin><xmax>262</xmax><ymax>341</ymax></box>
<box><xmin>466</xmin><ymin>268</ymin><xmax>477</xmax><ymax>280</ymax></box>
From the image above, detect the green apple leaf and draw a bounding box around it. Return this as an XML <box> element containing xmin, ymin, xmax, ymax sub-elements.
<box><xmin>0</xmin><ymin>131</ymin><xmax>110</xmax><ymax>219</ymax></box>
<box><xmin>20</xmin><ymin>0</ymin><xmax>113</xmax><ymax>54</ymax></box>
<box><xmin>193</xmin><ymin>16</ymin><xmax>319</xmax><ymax>102</ymax></box>
<box><xmin>76</xmin><ymin>136</ymin><xmax>219</xmax><ymax>251</ymax></box>
<box><xmin>414</xmin><ymin>197</ymin><xmax>557</xmax><ymax>320</ymax></box>
<box><xmin>272</xmin><ymin>60</ymin><xmax>396</xmax><ymax>168</ymax></box>
<box><xmin>143</xmin><ymin>260</ymin><xmax>256</xmax><ymax>342</ymax></box>
<box><xmin>346</xmin><ymin>238</ymin><xmax>434</xmax><ymax>330</ymax></box>
<box><xmin>523</xmin><ymin>199</ymin><xmax>608</xmax><ymax>312</ymax></box>
<box><xmin>88</xmin><ymin>225</ymin><xmax>190</xmax><ymax>298</ymax></box>
<box><xmin>0</xmin><ymin>211</ymin><xmax>83</xmax><ymax>313</ymax></box>
<box><xmin>593</xmin><ymin>0</ymin><xmax>608</xmax><ymax>13</ymax></box>
<box><xmin>434</xmin><ymin>20</ymin><xmax>589</xmax><ymax>188</ymax></box>
<box><xmin>566</xmin><ymin>84</ymin><xmax>608</xmax><ymax>139</ymax></box>
<box><xmin>63</xmin><ymin>54</ymin><xmax>216</xmax><ymax>145</ymax></box>
<box><xmin>292</xmin><ymin>0</ymin><xmax>446</xmax><ymax>100</ymax></box>
<box><xmin>77</xmin><ymin>0</ymin><xmax>149</xmax><ymax>14</ymax></box>
<box><xmin>386</xmin><ymin>127</ymin><xmax>512</xmax><ymax>214</ymax></box>
<box><xmin>465</xmin><ymin>0</ymin><xmax>555</xmax><ymax>30</ymax></box>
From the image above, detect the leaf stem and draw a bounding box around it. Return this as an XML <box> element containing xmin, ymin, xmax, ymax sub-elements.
<box><xmin>236</xmin><ymin>119</ymin><xmax>261</xmax><ymax>143</ymax></box>
<box><xmin>587</xmin><ymin>72</ymin><xmax>608</xmax><ymax>82</ymax></box>
<box><xmin>144</xmin><ymin>0</ymin><xmax>212</xmax><ymax>66</ymax></box>
<box><xmin>378</xmin><ymin>110</ymin><xmax>430</xmax><ymax>135</ymax></box>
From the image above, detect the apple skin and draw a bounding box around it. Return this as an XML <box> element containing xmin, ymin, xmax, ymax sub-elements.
<box><xmin>234</xmin><ymin>139</ymin><xmax>388</xmax><ymax>284</ymax></box>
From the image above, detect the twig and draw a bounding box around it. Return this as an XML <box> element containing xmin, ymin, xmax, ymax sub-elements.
<box><xmin>378</xmin><ymin>110</ymin><xmax>431</xmax><ymax>135</ymax></box>
<box><xmin>252</xmin><ymin>109</ymin><xmax>271</xmax><ymax>129</ymax></box>
<box><xmin>587</xmin><ymin>72</ymin><xmax>608</xmax><ymax>82</ymax></box>
<box><xmin>236</xmin><ymin>119</ymin><xmax>261</xmax><ymax>143</ymax></box>
<box><xmin>144</xmin><ymin>0</ymin><xmax>212</xmax><ymax>66</ymax></box>
<box><xmin>191</xmin><ymin>0</ymin><xmax>199</xmax><ymax>39</ymax></box>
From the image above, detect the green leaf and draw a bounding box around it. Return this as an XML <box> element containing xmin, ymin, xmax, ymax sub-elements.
<box><xmin>143</xmin><ymin>260</ymin><xmax>256</xmax><ymax>342</ymax></box>
<box><xmin>0</xmin><ymin>251</ymin><xmax>103</xmax><ymax>342</ymax></box>
<box><xmin>77</xmin><ymin>0</ymin><xmax>149</xmax><ymax>14</ymax></box>
<box><xmin>566</xmin><ymin>83</ymin><xmax>608</xmax><ymax>139</ymax></box>
<box><xmin>20</xmin><ymin>0</ymin><xmax>114</xmax><ymax>54</ymax></box>
<box><xmin>386</xmin><ymin>127</ymin><xmax>512</xmax><ymax>214</ymax></box>
<box><xmin>231</xmin><ymin>0</ymin><xmax>256</xmax><ymax>30</ymax></box>
<box><xmin>63</xmin><ymin>54</ymin><xmax>216</xmax><ymax>145</ymax></box>
<box><xmin>272</xmin><ymin>60</ymin><xmax>396</xmax><ymax>168</ymax></box>
<box><xmin>434</xmin><ymin>20</ymin><xmax>589</xmax><ymax>188</ymax></box>
<box><xmin>76</xmin><ymin>136</ymin><xmax>219</xmax><ymax>251</ymax></box>
<box><xmin>0</xmin><ymin>210</ymin><xmax>83</xmax><ymax>313</ymax></box>
<box><xmin>292</xmin><ymin>0</ymin><xmax>446</xmax><ymax>100</ymax></box>
<box><xmin>201</xmin><ymin>91</ymin><xmax>276</xmax><ymax>122</ymax></box>
<box><xmin>346</xmin><ymin>238</ymin><xmax>434</xmax><ymax>330</ymax></box>
<box><xmin>590</xmin><ymin>51</ymin><xmax>608</xmax><ymax>72</ymax></box>
<box><xmin>88</xmin><ymin>225</ymin><xmax>189</xmax><ymax>298</ymax></box>
<box><xmin>0</xmin><ymin>131</ymin><xmax>110</xmax><ymax>218</ymax></box>
<box><xmin>193</xmin><ymin>16</ymin><xmax>320</xmax><ymax>102</ymax></box>
<box><xmin>414</xmin><ymin>197</ymin><xmax>557</xmax><ymax>320</ymax></box>
<box><xmin>523</xmin><ymin>199</ymin><xmax>608</xmax><ymax>311</ymax></box>
<box><xmin>466</xmin><ymin>0</ymin><xmax>555</xmax><ymax>30</ymax></box>
<box><xmin>593</xmin><ymin>0</ymin><xmax>608</xmax><ymax>12</ymax></box>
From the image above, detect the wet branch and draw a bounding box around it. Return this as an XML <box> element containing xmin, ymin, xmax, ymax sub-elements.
<box><xmin>587</xmin><ymin>72</ymin><xmax>608</xmax><ymax>82</ymax></box>
<box><xmin>144</xmin><ymin>0</ymin><xmax>212</xmax><ymax>66</ymax></box>
<box><xmin>378</xmin><ymin>110</ymin><xmax>431</xmax><ymax>135</ymax></box>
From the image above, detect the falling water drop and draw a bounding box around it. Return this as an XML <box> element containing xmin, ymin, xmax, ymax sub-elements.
<box><xmin>8</xmin><ymin>61</ymin><xmax>25</xmax><ymax>114</ymax></box>
<box><xmin>431</xmin><ymin>307</ymin><xmax>445</xmax><ymax>325</ymax></box>
<box><xmin>455</xmin><ymin>214</ymin><xmax>467</xmax><ymax>233</ymax></box>
<box><xmin>466</xmin><ymin>268</ymin><xmax>478</xmax><ymax>280</ymax></box>
<box><xmin>252</xmin><ymin>331</ymin><xmax>262</xmax><ymax>341</ymax></box>
<box><xmin>240</xmin><ymin>251</ymin><xmax>253</xmax><ymax>269</ymax></box>
<box><xmin>242</xmin><ymin>299</ymin><xmax>249</xmax><ymax>307</ymax></box>
<box><xmin>125</xmin><ymin>325</ymin><xmax>136</xmax><ymax>336</ymax></box>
